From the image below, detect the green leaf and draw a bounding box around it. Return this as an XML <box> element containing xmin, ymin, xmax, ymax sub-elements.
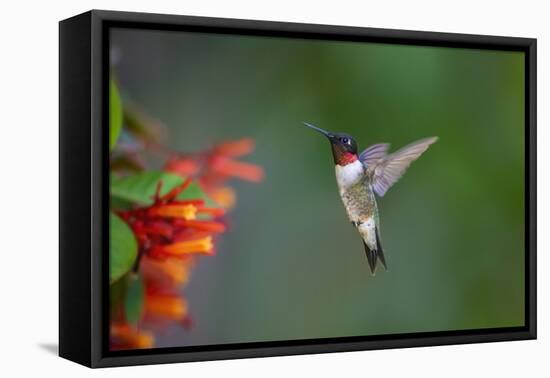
<box><xmin>124</xmin><ymin>274</ymin><xmax>144</xmax><ymax>326</ymax></box>
<box><xmin>110</xmin><ymin>79</ymin><xmax>123</xmax><ymax>150</ymax></box>
<box><xmin>110</xmin><ymin>273</ymin><xmax>128</xmax><ymax>316</ymax></box>
<box><xmin>110</xmin><ymin>212</ymin><xmax>138</xmax><ymax>284</ymax></box>
<box><xmin>111</xmin><ymin>171</ymin><xmax>186</xmax><ymax>206</ymax></box>
<box><xmin>110</xmin><ymin>195</ymin><xmax>134</xmax><ymax>211</ymax></box>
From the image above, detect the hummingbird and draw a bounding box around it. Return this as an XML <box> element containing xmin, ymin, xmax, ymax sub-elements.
<box><xmin>304</xmin><ymin>122</ymin><xmax>438</xmax><ymax>274</ymax></box>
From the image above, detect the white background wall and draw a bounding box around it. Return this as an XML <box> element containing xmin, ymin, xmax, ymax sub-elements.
<box><xmin>0</xmin><ymin>0</ymin><xmax>546</xmax><ymax>376</ymax></box>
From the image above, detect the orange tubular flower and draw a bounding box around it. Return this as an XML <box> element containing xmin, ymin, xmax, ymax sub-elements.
<box><xmin>145</xmin><ymin>293</ymin><xmax>188</xmax><ymax>320</ymax></box>
<box><xmin>174</xmin><ymin>219</ymin><xmax>226</xmax><ymax>233</ymax></box>
<box><xmin>164</xmin><ymin>156</ymin><xmax>201</xmax><ymax>176</ymax></box>
<box><xmin>198</xmin><ymin>206</ymin><xmax>226</xmax><ymax>218</ymax></box>
<box><xmin>213</xmin><ymin>138</ymin><xmax>255</xmax><ymax>157</ymax></box>
<box><xmin>110</xmin><ymin>324</ymin><xmax>154</xmax><ymax>350</ymax></box>
<box><xmin>209</xmin><ymin>155</ymin><xmax>264</xmax><ymax>183</ymax></box>
<box><xmin>152</xmin><ymin>236</ymin><xmax>214</xmax><ymax>258</ymax></box>
<box><xmin>141</xmin><ymin>255</ymin><xmax>194</xmax><ymax>285</ymax></box>
<box><xmin>208</xmin><ymin>186</ymin><xmax>236</xmax><ymax>209</ymax></box>
<box><xmin>148</xmin><ymin>204</ymin><xmax>197</xmax><ymax>220</ymax></box>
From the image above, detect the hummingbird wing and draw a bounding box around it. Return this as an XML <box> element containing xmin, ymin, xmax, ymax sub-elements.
<box><xmin>369</xmin><ymin>137</ymin><xmax>438</xmax><ymax>197</ymax></box>
<box><xmin>359</xmin><ymin>143</ymin><xmax>389</xmax><ymax>166</ymax></box>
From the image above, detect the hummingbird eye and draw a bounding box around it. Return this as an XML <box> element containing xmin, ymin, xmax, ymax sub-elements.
<box><xmin>341</xmin><ymin>137</ymin><xmax>349</xmax><ymax>144</ymax></box>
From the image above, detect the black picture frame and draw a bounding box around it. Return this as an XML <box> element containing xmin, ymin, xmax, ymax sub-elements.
<box><xmin>59</xmin><ymin>9</ymin><xmax>537</xmax><ymax>368</ymax></box>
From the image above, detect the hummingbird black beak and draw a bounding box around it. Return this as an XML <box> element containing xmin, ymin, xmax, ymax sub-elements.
<box><xmin>303</xmin><ymin>122</ymin><xmax>332</xmax><ymax>138</ymax></box>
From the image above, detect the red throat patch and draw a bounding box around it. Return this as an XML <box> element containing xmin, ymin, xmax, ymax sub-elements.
<box><xmin>337</xmin><ymin>152</ymin><xmax>358</xmax><ymax>166</ymax></box>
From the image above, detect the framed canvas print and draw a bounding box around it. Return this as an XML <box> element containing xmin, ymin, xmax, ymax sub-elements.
<box><xmin>59</xmin><ymin>10</ymin><xmax>536</xmax><ymax>368</ymax></box>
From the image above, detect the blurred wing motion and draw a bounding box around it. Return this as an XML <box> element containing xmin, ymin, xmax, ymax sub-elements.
<box><xmin>368</xmin><ymin>137</ymin><xmax>438</xmax><ymax>197</ymax></box>
<box><xmin>358</xmin><ymin>143</ymin><xmax>389</xmax><ymax>166</ymax></box>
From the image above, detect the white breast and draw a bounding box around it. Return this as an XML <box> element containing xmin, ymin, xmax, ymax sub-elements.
<box><xmin>335</xmin><ymin>160</ymin><xmax>364</xmax><ymax>190</ymax></box>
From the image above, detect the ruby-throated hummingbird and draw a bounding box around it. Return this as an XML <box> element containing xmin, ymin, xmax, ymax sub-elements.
<box><xmin>304</xmin><ymin>122</ymin><xmax>438</xmax><ymax>274</ymax></box>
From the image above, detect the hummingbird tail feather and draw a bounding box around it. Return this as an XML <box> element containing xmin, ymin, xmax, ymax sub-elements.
<box><xmin>363</xmin><ymin>242</ymin><xmax>378</xmax><ymax>274</ymax></box>
<box><xmin>363</xmin><ymin>229</ymin><xmax>388</xmax><ymax>274</ymax></box>
<box><xmin>376</xmin><ymin>228</ymin><xmax>387</xmax><ymax>270</ymax></box>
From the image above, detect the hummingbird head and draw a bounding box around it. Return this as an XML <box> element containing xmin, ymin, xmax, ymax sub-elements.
<box><xmin>303</xmin><ymin>123</ymin><xmax>358</xmax><ymax>166</ymax></box>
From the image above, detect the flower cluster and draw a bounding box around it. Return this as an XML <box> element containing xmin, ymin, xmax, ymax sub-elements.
<box><xmin>108</xmin><ymin>78</ymin><xmax>264</xmax><ymax>349</ymax></box>
<box><xmin>110</xmin><ymin>140</ymin><xmax>263</xmax><ymax>350</ymax></box>
<box><xmin>120</xmin><ymin>179</ymin><xmax>224</xmax><ymax>259</ymax></box>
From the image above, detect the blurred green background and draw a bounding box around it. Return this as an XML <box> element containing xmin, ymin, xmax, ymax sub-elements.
<box><xmin>111</xmin><ymin>28</ymin><xmax>525</xmax><ymax>347</ymax></box>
